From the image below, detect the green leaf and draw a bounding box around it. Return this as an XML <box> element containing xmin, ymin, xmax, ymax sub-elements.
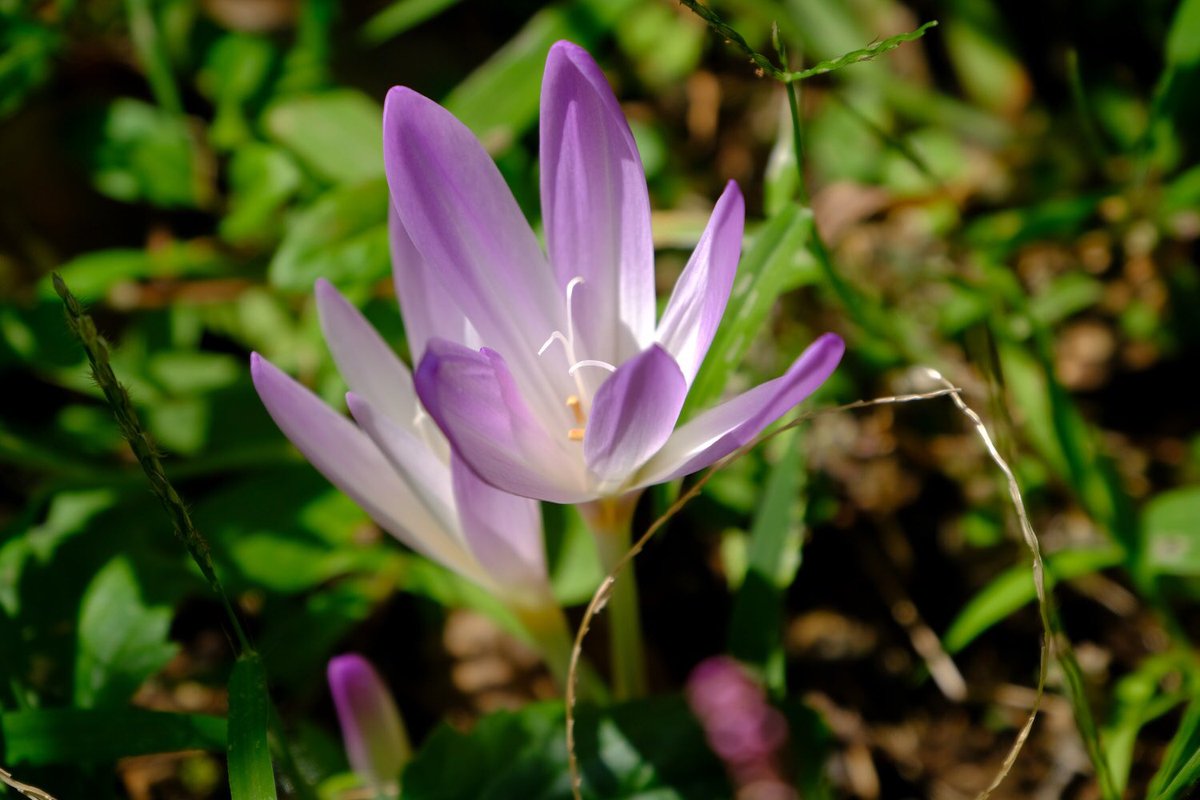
<box><xmin>0</xmin><ymin>16</ymin><xmax>60</xmax><ymax>118</ymax></box>
<box><xmin>1027</xmin><ymin>272</ymin><xmax>1103</xmax><ymax>327</ymax></box>
<box><xmin>544</xmin><ymin>505</ymin><xmax>605</xmax><ymax>606</ymax></box>
<box><xmin>685</xmin><ymin>204</ymin><xmax>816</xmax><ymax>414</ymax></box>
<box><xmin>220</xmin><ymin>144</ymin><xmax>303</xmax><ymax>245</ymax></box>
<box><xmin>942</xmin><ymin>546</ymin><xmax>1124</xmax><ymax>653</ymax></box>
<box><xmin>1102</xmin><ymin>654</ymin><xmax>1191</xmax><ymax>794</ymax></box>
<box><xmin>86</xmin><ymin>98</ymin><xmax>207</xmax><ymax>208</ymax></box>
<box><xmin>228</xmin><ymin>654</ymin><xmax>278</xmax><ymax>799</ymax></box>
<box><xmin>402</xmin><ymin>697</ymin><xmax>730</xmax><ymax>799</ymax></box>
<box><xmin>269</xmin><ymin>178</ymin><xmax>390</xmax><ymax>291</ymax></box>
<box><xmin>444</xmin><ymin>0</ymin><xmax>638</xmax><ymax>151</ymax></box>
<box><xmin>964</xmin><ymin>196</ymin><xmax>1099</xmax><ymax>257</ymax></box>
<box><xmin>359</xmin><ymin>0</ymin><xmax>464</xmax><ymax>44</ymax></box>
<box><xmin>728</xmin><ymin>430</ymin><xmax>806</xmax><ymax>692</ymax></box>
<box><xmin>1143</xmin><ymin>487</ymin><xmax>1200</xmax><ymax>576</ymax></box>
<box><xmin>74</xmin><ymin>556</ymin><xmax>178</xmax><ymax>708</ymax></box>
<box><xmin>199</xmin><ymin>33</ymin><xmax>278</xmax><ymax>151</ymax></box>
<box><xmin>1149</xmin><ymin>689</ymin><xmax>1200</xmax><ymax>799</ymax></box>
<box><xmin>264</xmin><ymin>90</ymin><xmax>384</xmax><ymax>184</ymax></box>
<box><xmin>0</xmin><ymin>708</ymin><xmax>225</xmax><ymax>765</ymax></box>
<box><xmin>44</xmin><ymin>240</ymin><xmax>229</xmax><ymax>302</ymax></box>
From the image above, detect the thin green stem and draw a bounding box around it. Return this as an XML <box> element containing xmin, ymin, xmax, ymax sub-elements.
<box><xmin>581</xmin><ymin>497</ymin><xmax>646</xmax><ymax>700</ymax></box>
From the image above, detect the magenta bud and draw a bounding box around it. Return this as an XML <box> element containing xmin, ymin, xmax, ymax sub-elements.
<box><xmin>328</xmin><ymin>654</ymin><xmax>410</xmax><ymax>796</ymax></box>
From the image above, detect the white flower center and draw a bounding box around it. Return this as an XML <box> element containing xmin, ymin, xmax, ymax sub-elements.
<box><xmin>537</xmin><ymin>276</ymin><xmax>616</xmax><ymax>440</ymax></box>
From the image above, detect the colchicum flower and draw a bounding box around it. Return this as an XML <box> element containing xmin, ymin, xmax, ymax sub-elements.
<box><xmin>328</xmin><ymin>654</ymin><xmax>410</xmax><ymax>797</ymax></box>
<box><xmin>386</xmin><ymin>41</ymin><xmax>844</xmax><ymax>505</ymax></box>
<box><xmin>250</xmin><ymin>280</ymin><xmax>549</xmax><ymax>611</ymax></box>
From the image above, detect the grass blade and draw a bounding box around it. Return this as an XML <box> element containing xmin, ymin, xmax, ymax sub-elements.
<box><xmin>228</xmin><ymin>654</ymin><xmax>278</xmax><ymax>799</ymax></box>
<box><xmin>727</xmin><ymin>429</ymin><xmax>807</xmax><ymax>692</ymax></box>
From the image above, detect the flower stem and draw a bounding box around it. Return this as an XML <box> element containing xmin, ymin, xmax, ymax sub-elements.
<box><xmin>512</xmin><ymin>600</ymin><xmax>609</xmax><ymax>704</ymax></box>
<box><xmin>581</xmin><ymin>496</ymin><xmax>646</xmax><ymax>700</ymax></box>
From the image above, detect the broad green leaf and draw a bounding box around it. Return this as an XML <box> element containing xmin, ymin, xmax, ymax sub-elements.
<box><xmin>228</xmin><ymin>654</ymin><xmax>278</xmax><ymax>799</ymax></box>
<box><xmin>86</xmin><ymin>98</ymin><xmax>207</xmax><ymax>208</ymax></box>
<box><xmin>0</xmin><ymin>708</ymin><xmax>225</xmax><ymax>765</ymax></box>
<box><xmin>74</xmin><ymin>556</ymin><xmax>178</xmax><ymax>708</ymax></box>
<box><xmin>220</xmin><ymin>144</ymin><xmax>303</xmax><ymax>245</ymax></box>
<box><xmin>269</xmin><ymin>178</ymin><xmax>390</xmax><ymax>291</ymax></box>
<box><xmin>685</xmin><ymin>204</ymin><xmax>816</xmax><ymax>414</ymax></box>
<box><xmin>402</xmin><ymin>697</ymin><xmax>728</xmax><ymax>799</ymax></box>
<box><xmin>264</xmin><ymin>90</ymin><xmax>384</xmax><ymax>184</ymax></box>
<box><xmin>44</xmin><ymin>240</ymin><xmax>229</xmax><ymax>303</ymax></box>
<box><xmin>728</xmin><ymin>429</ymin><xmax>806</xmax><ymax>692</ymax></box>
<box><xmin>1143</xmin><ymin>487</ymin><xmax>1200</xmax><ymax>576</ymax></box>
<box><xmin>0</xmin><ymin>489</ymin><xmax>117</xmax><ymax>615</ymax></box>
<box><xmin>942</xmin><ymin>546</ymin><xmax>1124</xmax><ymax>653</ymax></box>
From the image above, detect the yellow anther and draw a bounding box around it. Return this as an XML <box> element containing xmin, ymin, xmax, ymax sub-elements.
<box><xmin>567</xmin><ymin>427</ymin><xmax>586</xmax><ymax>441</ymax></box>
<box><xmin>566</xmin><ymin>394</ymin><xmax>585</xmax><ymax>424</ymax></box>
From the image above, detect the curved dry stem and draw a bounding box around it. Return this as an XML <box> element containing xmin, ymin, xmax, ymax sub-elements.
<box><xmin>919</xmin><ymin>367</ymin><xmax>1051</xmax><ymax>800</ymax></box>
<box><xmin>565</xmin><ymin>381</ymin><xmax>967</xmax><ymax>799</ymax></box>
<box><xmin>0</xmin><ymin>766</ymin><xmax>58</xmax><ymax>800</ymax></box>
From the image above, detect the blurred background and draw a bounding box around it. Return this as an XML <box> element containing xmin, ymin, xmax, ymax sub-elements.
<box><xmin>1</xmin><ymin>0</ymin><xmax>1199</xmax><ymax>797</ymax></box>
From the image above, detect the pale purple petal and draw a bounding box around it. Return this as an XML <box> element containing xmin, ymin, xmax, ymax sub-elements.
<box><xmin>315</xmin><ymin>278</ymin><xmax>417</xmax><ymax>431</ymax></box>
<box><xmin>345</xmin><ymin>392</ymin><xmax>459</xmax><ymax>545</ymax></box>
<box><xmin>250</xmin><ymin>353</ymin><xmax>477</xmax><ymax>576</ymax></box>
<box><xmin>414</xmin><ymin>338</ymin><xmax>591</xmax><ymax>504</ymax></box>
<box><xmin>384</xmin><ymin>87</ymin><xmax>569</xmax><ymax>425</ymax></box>
<box><xmin>388</xmin><ymin>206</ymin><xmax>478</xmax><ymax>361</ymax></box>
<box><xmin>540</xmin><ymin>40</ymin><xmax>654</xmax><ymax>364</ymax></box>
<box><xmin>584</xmin><ymin>344</ymin><xmax>687</xmax><ymax>484</ymax></box>
<box><xmin>328</xmin><ymin>654</ymin><xmax>409</xmax><ymax>793</ymax></box>
<box><xmin>655</xmin><ymin>181</ymin><xmax>745</xmax><ymax>385</ymax></box>
<box><xmin>450</xmin><ymin>454</ymin><xmax>547</xmax><ymax>592</ymax></box>
<box><xmin>635</xmin><ymin>333</ymin><xmax>845</xmax><ymax>486</ymax></box>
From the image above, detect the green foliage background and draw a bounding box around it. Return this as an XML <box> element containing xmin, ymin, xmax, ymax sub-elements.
<box><xmin>1</xmin><ymin>0</ymin><xmax>1199</xmax><ymax>797</ymax></box>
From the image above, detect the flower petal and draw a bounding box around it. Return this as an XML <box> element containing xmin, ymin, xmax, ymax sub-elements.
<box><xmin>450</xmin><ymin>453</ymin><xmax>547</xmax><ymax>594</ymax></box>
<box><xmin>389</xmin><ymin>206</ymin><xmax>479</xmax><ymax>361</ymax></box>
<box><xmin>328</xmin><ymin>654</ymin><xmax>410</xmax><ymax>792</ymax></box>
<box><xmin>584</xmin><ymin>344</ymin><xmax>687</xmax><ymax>485</ymax></box>
<box><xmin>315</xmin><ymin>278</ymin><xmax>418</xmax><ymax>431</ymax></box>
<box><xmin>414</xmin><ymin>338</ymin><xmax>590</xmax><ymax>503</ymax></box>
<box><xmin>635</xmin><ymin>333</ymin><xmax>845</xmax><ymax>486</ymax></box>
<box><xmin>655</xmin><ymin>181</ymin><xmax>745</xmax><ymax>385</ymax></box>
<box><xmin>345</xmin><ymin>391</ymin><xmax>459</xmax><ymax>547</ymax></box>
<box><xmin>540</xmin><ymin>40</ymin><xmax>654</xmax><ymax>364</ymax></box>
<box><xmin>384</xmin><ymin>87</ymin><xmax>568</xmax><ymax>424</ymax></box>
<box><xmin>250</xmin><ymin>353</ymin><xmax>478</xmax><ymax>577</ymax></box>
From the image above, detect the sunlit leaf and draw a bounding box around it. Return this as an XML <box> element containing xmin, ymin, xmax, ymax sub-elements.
<box><xmin>74</xmin><ymin>556</ymin><xmax>178</xmax><ymax>708</ymax></box>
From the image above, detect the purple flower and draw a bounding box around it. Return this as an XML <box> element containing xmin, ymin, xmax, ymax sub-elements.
<box><xmin>250</xmin><ymin>279</ymin><xmax>548</xmax><ymax>608</ymax></box>
<box><xmin>386</xmin><ymin>41</ymin><xmax>844</xmax><ymax>503</ymax></box>
<box><xmin>687</xmin><ymin>656</ymin><xmax>794</xmax><ymax>797</ymax></box>
<box><xmin>328</xmin><ymin>654</ymin><xmax>409</xmax><ymax>796</ymax></box>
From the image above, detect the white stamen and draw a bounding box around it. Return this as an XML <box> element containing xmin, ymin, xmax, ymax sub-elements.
<box><xmin>568</xmin><ymin>359</ymin><xmax>617</xmax><ymax>375</ymax></box>
<box><xmin>538</xmin><ymin>330</ymin><xmax>570</xmax><ymax>356</ymax></box>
